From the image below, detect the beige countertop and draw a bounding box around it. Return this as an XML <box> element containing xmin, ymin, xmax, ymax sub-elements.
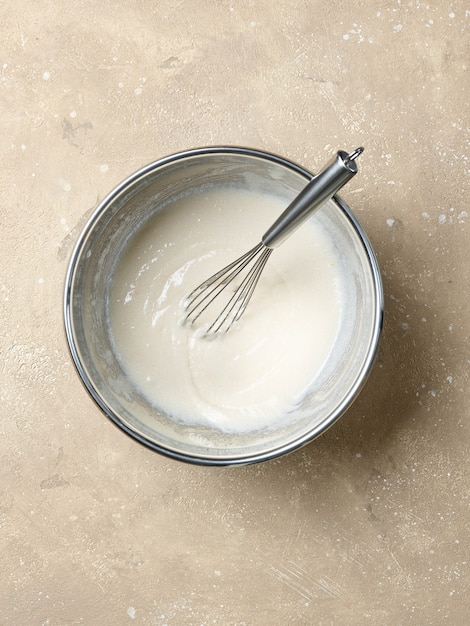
<box><xmin>1</xmin><ymin>1</ymin><xmax>468</xmax><ymax>624</ymax></box>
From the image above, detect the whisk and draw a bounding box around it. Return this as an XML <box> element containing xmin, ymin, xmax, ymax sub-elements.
<box><xmin>184</xmin><ymin>147</ymin><xmax>364</xmax><ymax>336</ymax></box>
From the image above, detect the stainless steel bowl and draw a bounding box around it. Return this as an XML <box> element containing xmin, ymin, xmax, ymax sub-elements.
<box><xmin>64</xmin><ymin>147</ymin><xmax>383</xmax><ymax>466</ymax></box>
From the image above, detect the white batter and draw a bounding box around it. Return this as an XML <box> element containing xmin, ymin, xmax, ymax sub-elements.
<box><xmin>109</xmin><ymin>187</ymin><xmax>344</xmax><ymax>433</ymax></box>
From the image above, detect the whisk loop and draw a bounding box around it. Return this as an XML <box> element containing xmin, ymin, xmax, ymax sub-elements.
<box><xmin>183</xmin><ymin>147</ymin><xmax>363</xmax><ymax>337</ymax></box>
<box><xmin>184</xmin><ymin>243</ymin><xmax>273</xmax><ymax>336</ymax></box>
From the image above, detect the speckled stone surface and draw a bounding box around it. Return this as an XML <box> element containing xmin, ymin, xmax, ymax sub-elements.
<box><xmin>1</xmin><ymin>1</ymin><xmax>469</xmax><ymax>624</ymax></box>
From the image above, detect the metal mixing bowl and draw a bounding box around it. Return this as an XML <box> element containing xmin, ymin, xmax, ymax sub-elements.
<box><xmin>64</xmin><ymin>147</ymin><xmax>383</xmax><ymax>466</ymax></box>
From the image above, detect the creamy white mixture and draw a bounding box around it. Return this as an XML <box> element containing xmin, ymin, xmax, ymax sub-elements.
<box><xmin>109</xmin><ymin>187</ymin><xmax>344</xmax><ymax>433</ymax></box>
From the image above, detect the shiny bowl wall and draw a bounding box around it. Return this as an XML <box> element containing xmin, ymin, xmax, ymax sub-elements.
<box><xmin>64</xmin><ymin>147</ymin><xmax>383</xmax><ymax>466</ymax></box>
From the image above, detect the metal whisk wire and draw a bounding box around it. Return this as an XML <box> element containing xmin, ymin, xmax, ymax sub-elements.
<box><xmin>184</xmin><ymin>242</ymin><xmax>273</xmax><ymax>336</ymax></box>
<box><xmin>183</xmin><ymin>147</ymin><xmax>363</xmax><ymax>337</ymax></box>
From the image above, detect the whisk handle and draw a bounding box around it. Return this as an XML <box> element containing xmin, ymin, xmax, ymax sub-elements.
<box><xmin>262</xmin><ymin>148</ymin><xmax>363</xmax><ymax>248</ymax></box>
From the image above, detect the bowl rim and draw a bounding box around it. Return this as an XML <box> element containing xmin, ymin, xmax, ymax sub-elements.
<box><xmin>64</xmin><ymin>145</ymin><xmax>384</xmax><ymax>466</ymax></box>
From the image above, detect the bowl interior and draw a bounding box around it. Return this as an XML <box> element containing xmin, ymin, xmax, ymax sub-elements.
<box><xmin>65</xmin><ymin>148</ymin><xmax>382</xmax><ymax>465</ymax></box>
